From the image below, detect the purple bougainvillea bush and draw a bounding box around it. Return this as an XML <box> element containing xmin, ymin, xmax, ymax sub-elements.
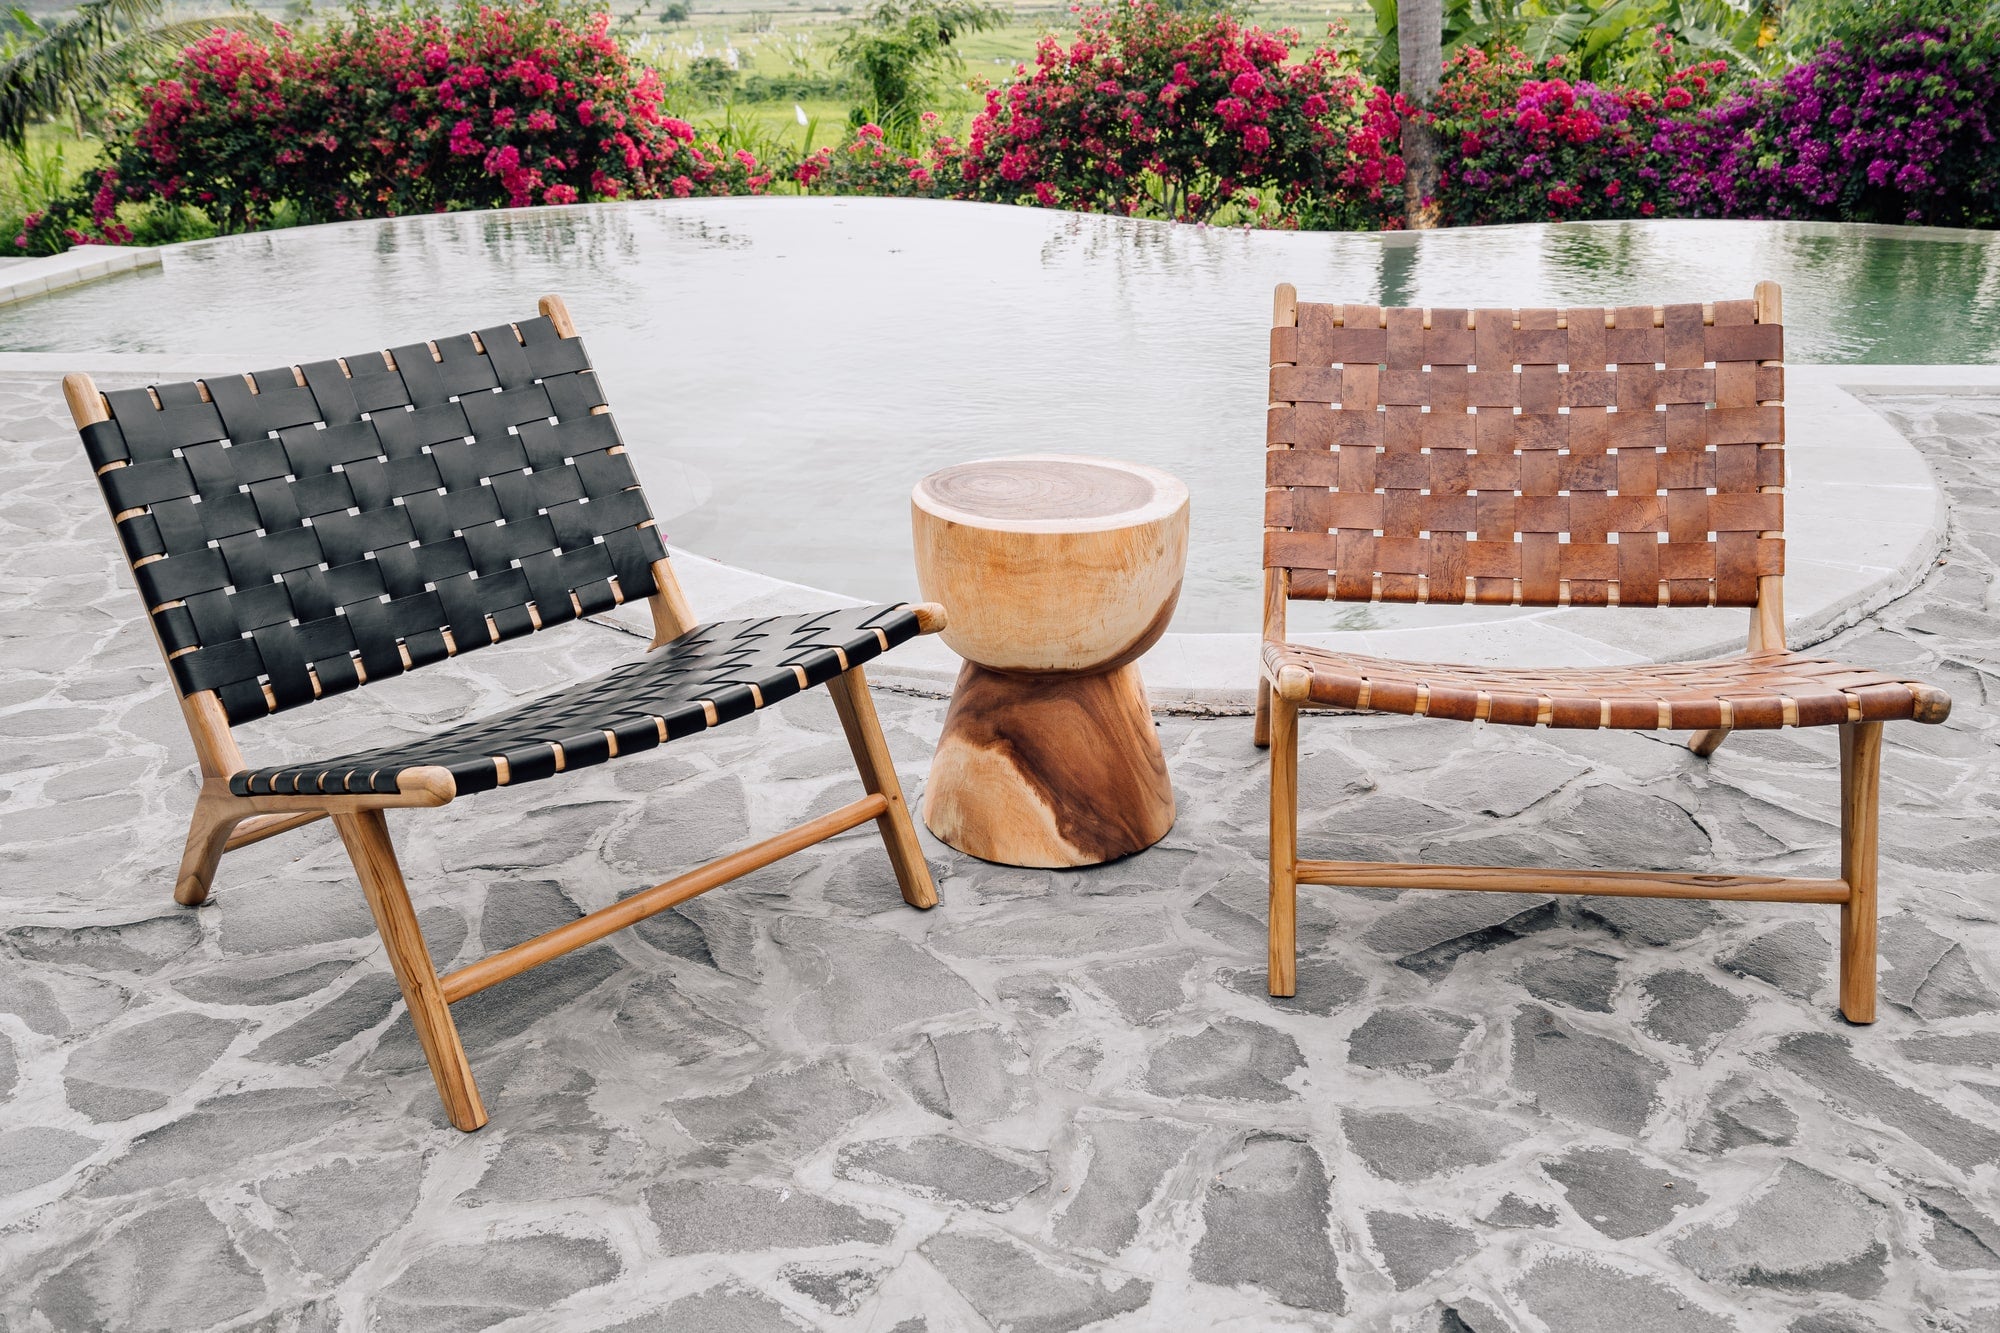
<box><xmin>1658</xmin><ymin>13</ymin><xmax>1999</xmax><ymax>227</ymax></box>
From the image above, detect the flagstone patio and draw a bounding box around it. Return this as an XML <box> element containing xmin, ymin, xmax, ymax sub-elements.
<box><xmin>1</xmin><ymin>372</ymin><xmax>1997</xmax><ymax>1332</ymax></box>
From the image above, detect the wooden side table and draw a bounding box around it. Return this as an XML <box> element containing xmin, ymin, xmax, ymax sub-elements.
<box><xmin>911</xmin><ymin>454</ymin><xmax>1190</xmax><ymax>867</ymax></box>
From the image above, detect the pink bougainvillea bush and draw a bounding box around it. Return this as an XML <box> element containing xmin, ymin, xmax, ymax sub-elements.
<box><xmin>19</xmin><ymin>0</ymin><xmax>768</xmax><ymax>253</ymax></box>
<box><xmin>795</xmin><ymin>120</ymin><xmax>950</xmax><ymax>197</ymax></box>
<box><xmin>1425</xmin><ymin>42</ymin><xmax>1724</xmax><ymax>226</ymax></box>
<box><xmin>945</xmin><ymin>0</ymin><xmax>1405</xmax><ymax>227</ymax></box>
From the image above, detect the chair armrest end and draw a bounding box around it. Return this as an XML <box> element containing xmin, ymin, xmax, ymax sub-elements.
<box><xmin>397</xmin><ymin>766</ymin><xmax>458</xmax><ymax>806</ymax></box>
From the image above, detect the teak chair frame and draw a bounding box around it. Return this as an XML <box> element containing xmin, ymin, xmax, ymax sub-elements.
<box><xmin>1254</xmin><ymin>281</ymin><xmax>1944</xmax><ymax>1025</ymax></box>
<box><xmin>65</xmin><ymin>295</ymin><xmax>944</xmax><ymax>1131</ymax></box>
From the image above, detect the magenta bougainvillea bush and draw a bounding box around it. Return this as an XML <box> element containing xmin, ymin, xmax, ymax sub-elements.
<box><xmin>19</xmin><ymin>0</ymin><xmax>769</xmax><ymax>252</ymax></box>
<box><xmin>794</xmin><ymin>120</ymin><xmax>950</xmax><ymax>198</ymax></box>
<box><xmin>1426</xmin><ymin>43</ymin><xmax>1725</xmax><ymax>225</ymax></box>
<box><xmin>1656</xmin><ymin>16</ymin><xmax>2000</xmax><ymax>227</ymax></box>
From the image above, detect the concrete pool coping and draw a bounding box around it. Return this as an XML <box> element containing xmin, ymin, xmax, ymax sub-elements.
<box><xmin>6</xmin><ymin>355</ymin><xmax>1984</xmax><ymax>712</ymax></box>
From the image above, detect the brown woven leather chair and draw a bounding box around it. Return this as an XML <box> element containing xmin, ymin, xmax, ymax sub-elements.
<box><xmin>1255</xmin><ymin>282</ymin><xmax>1950</xmax><ymax>1023</ymax></box>
<box><xmin>64</xmin><ymin>296</ymin><xmax>944</xmax><ymax>1129</ymax></box>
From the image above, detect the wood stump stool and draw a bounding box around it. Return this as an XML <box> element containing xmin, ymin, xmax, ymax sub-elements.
<box><xmin>912</xmin><ymin>454</ymin><xmax>1190</xmax><ymax>867</ymax></box>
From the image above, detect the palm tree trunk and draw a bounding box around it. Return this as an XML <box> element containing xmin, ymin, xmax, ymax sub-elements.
<box><xmin>1398</xmin><ymin>0</ymin><xmax>1443</xmax><ymax>229</ymax></box>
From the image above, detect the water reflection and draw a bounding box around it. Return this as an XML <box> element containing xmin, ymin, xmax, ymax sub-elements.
<box><xmin>1</xmin><ymin>201</ymin><xmax>1992</xmax><ymax>630</ymax></box>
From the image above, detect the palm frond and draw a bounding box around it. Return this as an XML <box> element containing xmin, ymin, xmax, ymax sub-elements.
<box><xmin>0</xmin><ymin>0</ymin><xmax>268</xmax><ymax>149</ymax></box>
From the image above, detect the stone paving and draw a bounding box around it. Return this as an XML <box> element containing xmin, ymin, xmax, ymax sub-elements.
<box><xmin>1</xmin><ymin>371</ymin><xmax>1998</xmax><ymax>1332</ymax></box>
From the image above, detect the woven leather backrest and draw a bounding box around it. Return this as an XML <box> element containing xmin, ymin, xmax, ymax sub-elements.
<box><xmin>1266</xmin><ymin>299</ymin><xmax>1784</xmax><ymax>609</ymax></box>
<box><xmin>78</xmin><ymin>316</ymin><xmax>667</xmax><ymax>724</ymax></box>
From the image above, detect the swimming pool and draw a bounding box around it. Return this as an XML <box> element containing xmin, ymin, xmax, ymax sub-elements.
<box><xmin>6</xmin><ymin>199</ymin><xmax>1995</xmax><ymax>630</ymax></box>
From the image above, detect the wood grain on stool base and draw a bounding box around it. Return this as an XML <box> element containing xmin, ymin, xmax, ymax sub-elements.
<box><xmin>924</xmin><ymin>660</ymin><xmax>1175</xmax><ymax>867</ymax></box>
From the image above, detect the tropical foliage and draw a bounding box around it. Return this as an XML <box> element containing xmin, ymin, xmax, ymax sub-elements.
<box><xmin>1363</xmin><ymin>0</ymin><xmax>1782</xmax><ymax>89</ymax></box>
<box><xmin>0</xmin><ymin>0</ymin><xmax>268</xmax><ymax>148</ymax></box>
<box><xmin>832</xmin><ymin>0</ymin><xmax>1002</xmax><ymax>143</ymax></box>
<box><xmin>7</xmin><ymin>0</ymin><xmax>1999</xmax><ymax>251</ymax></box>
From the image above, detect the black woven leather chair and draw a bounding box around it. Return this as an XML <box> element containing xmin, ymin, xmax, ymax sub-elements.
<box><xmin>64</xmin><ymin>296</ymin><xmax>945</xmax><ymax>1130</ymax></box>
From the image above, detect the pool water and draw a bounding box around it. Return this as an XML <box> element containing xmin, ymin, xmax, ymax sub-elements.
<box><xmin>6</xmin><ymin>199</ymin><xmax>1995</xmax><ymax>630</ymax></box>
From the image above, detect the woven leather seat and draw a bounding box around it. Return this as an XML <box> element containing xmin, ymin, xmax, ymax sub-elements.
<box><xmin>234</xmin><ymin>605</ymin><xmax>918</xmax><ymax>797</ymax></box>
<box><xmin>64</xmin><ymin>296</ymin><xmax>949</xmax><ymax>1131</ymax></box>
<box><xmin>1263</xmin><ymin>642</ymin><xmax>1950</xmax><ymax>731</ymax></box>
<box><xmin>1254</xmin><ymin>283</ymin><xmax>1954</xmax><ymax>1027</ymax></box>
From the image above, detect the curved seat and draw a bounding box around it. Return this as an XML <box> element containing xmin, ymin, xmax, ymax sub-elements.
<box><xmin>233</xmin><ymin>605</ymin><xmax>920</xmax><ymax>798</ymax></box>
<box><xmin>1262</xmin><ymin>642</ymin><xmax>1951</xmax><ymax>731</ymax></box>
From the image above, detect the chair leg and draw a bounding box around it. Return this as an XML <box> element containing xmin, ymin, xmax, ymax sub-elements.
<box><xmin>1253</xmin><ymin>678</ymin><xmax>1272</xmax><ymax>749</ymax></box>
<box><xmin>1688</xmin><ymin>726</ymin><xmax>1731</xmax><ymax>757</ymax></box>
<box><xmin>827</xmin><ymin>665</ymin><xmax>939</xmax><ymax>910</ymax></box>
<box><xmin>1268</xmin><ymin>693</ymin><xmax>1298</xmax><ymax>997</ymax></box>
<box><xmin>1838</xmin><ymin>721</ymin><xmax>1883</xmax><ymax>1024</ymax></box>
<box><xmin>333</xmin><ymin>810</ymin><xmax>488</xmax><ymax>1131</ymax></box>
<box><xmin>175</xmin><ymin>792</ymin><xmax>246</xmax><ymax>907</ymax></box>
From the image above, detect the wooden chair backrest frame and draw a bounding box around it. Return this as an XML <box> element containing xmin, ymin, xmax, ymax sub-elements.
<box><xmin>1264</xmin><ymin>282</ymin><xmax>1787</xmax><ymax>658</ymax></box>
<box><xmin>63</xmin><ymin>295</ymin><xmax>701</xmax><ymax>791</ymax></box>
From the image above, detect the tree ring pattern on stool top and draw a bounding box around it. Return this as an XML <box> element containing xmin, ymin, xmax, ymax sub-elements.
<box><xmin>914</xmin><ymin>454</ymin><xmax>1189</xmax><ymax>533</ymax></box>
<box><xmin>1266</xmin><ymin>301</ymin><xmax>1785</xmax><ymax>610</ymax></box>
<box><xmin>76</xmin><ymin>315</ymin><xmax>668</xmax><ymax>724</ymax></box>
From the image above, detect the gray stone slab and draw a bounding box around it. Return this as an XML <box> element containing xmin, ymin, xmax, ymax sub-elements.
<box><xmin>778</xmin><ymin>918</ymin><xmax>980</xmax><ymax>1044</ymax></box>
<box><xmin>1516</xmin><ymin>1253</ymin><xmax>1736</xmax><ymax>1333</ymax></box>
<box><xmin>1363</xmin><ymin>893</ymin><xmax>1557</xmax><ymax>978</ymax></box>
<box><xmin>28</xmin><ymin>1198</ymin><xmax>267</xmax><ymax>1332</ymax></box>
<box><xmin>835</xmin><ymin>1134</ymin><xmax>1046</xmax><ymax>1211</ymax></box>
<box><xmin>1878</xmin><ymin>912</ymin><xmax>2000</xmax><ymax>1019</ymax></box>
<box><xmin>62</xmin><ymin>1011</ymin><xmax>241</xmax><ymax>1121</ymax></box>
<box><xmin>1228</xmin><ymin>956</ymin><xmax>1367</xmax><ymax>1016</ymax></box>
<box><xmin>1367</xmin><ymin>1210</ymin><xmax>1478</xmax><ymax>1290</ymax></box>
<box><xmin>371</xmin><ymin>1232</ymin><xmax>622</xmax><ymax>1330</ymax></box>
<box><xmin>1348</xmin><ymin>1006</ymin><xmax>1476</xmax><ymax>1073</ymax></box>
<box><xmin>1723</xmin><ymin>922</ymin><xmax>1830</xmax><ymax>998</ymax></box>
<box><xmin>247</xmin><ymin>973</ymin><xmax>401</xmax><ymax>1065</ymax></box>
<box><xmin>0</xmin><ymin>1125</ymin><xmax>98</xmax><ymax>1195</ymax></box>
<box><xmin>1689</xmin><ymin>1077</ymin><xmax>1800</xmax><ymax>1154</ymax></box>
<box><xmin>1913</xmin><ymin>1183</ymin><xmax>2000</xmax><ymax>1271</ymax></box>
<box><xmin>1771</xmin><ymin>1033</ymin><xmax>2000</xmax><ymax>1170</ymax></box>
<box><xmin>1343</xmin><ymin>1106</ymin><xmax>1526</xmax><ymax>1183</ymax></box>
<box><xmin>649</xmin><ymin>1178</ymin><xmax>893</xmax><ymax>1254</ymax></box>
<box><xmin>1544</xmin><ymin>1147</ymin><xmax>1703</xmax><ymax>1239</ymax></box>
<box><xmin>6</xmin><ymin>914</ymin><xmax>200</xmax><ymax>973</ymax></box>
<box><xmin>260</xmin><ymin>1154</ymin><xmax>424</xmax><ymax>1281</ymax></box>
<box><xmin>1670</xmin><ymin>1162</ymin><xmax>1888</xmax><ymax>1298</ymax></box>
<box><xmin>82</xmin><ymin>1086</ymin><xmax>356</xmax><ymax>1197</ymax></box>
<box><xmin>598</xmin><ymin>1284</ymin><xmax>807</xmax><ymax>1332</ymax></box>
<box><xmin>1638</xmin><ymin>970</ymin><xmax>1748</xmax><ymax>1054</ymax></box>
<box><xmin>669</xmin><ymin>1059</ymin><xmax>876</xmax><ymax>1159</ymax></box>
<box><xmin>1190</xmin><ymin>1134</ymin><xmax>1343</xmax><ymax>1313</ymax></box>
<box><xmin>1145</xmin><ymin>1019</ymin><xmax>1304</xmax><ymax>1102</ymax></box>
<box><xmin>1517</xmin><ymin>948</ymin><xmax>1621</xmax><ymax>1013</ymax></box>
<box><xmin>925</xmin><ymin>1229</ymin><xmax>1151</xmax><ymax>1333</ymax></box>
<box><xmin>1511</xmin><ymin>1004</ymin><xmax>1666</xmax><ymax>1135</ymax></box>
<box><xmin>1054</xmin><ymin>1115</ymin><xmax>1200</xmax><ymax>1255</ymax></box>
